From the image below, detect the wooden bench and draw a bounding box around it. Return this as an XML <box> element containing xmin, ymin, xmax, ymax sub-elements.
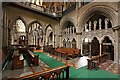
<box><xmin>87</xmin><ymin>53</ymin><xmax>110</xmax><ymax>70</ymax></box>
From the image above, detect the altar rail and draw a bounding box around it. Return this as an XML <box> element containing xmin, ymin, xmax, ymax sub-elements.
<box><xmin>4</xmin><ymin>65</ymin><xmax>70</xmax><ymax>80</ymax></box>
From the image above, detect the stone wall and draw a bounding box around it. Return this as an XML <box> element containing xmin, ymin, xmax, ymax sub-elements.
<box><xmin>3</xmin><ymin>3</ymin><xmax>59</xmax><ymax>47</ymax></box>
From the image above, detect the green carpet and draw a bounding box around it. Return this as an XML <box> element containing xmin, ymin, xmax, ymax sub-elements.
<box><xmin>35</xmin><ymin>52</ymin><xmax>64</xmax><ymax>68</ymax></box>
<box><xmin>34</xmin><ymin>52</ymin><xmax>119</xmax><ymax>79</ymax></box>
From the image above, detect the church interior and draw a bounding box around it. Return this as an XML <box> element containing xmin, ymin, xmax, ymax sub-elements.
<box><xmin>1</xmin><ymin>0</ymin><xmax>120</xmax><ymax>80</ymax></box>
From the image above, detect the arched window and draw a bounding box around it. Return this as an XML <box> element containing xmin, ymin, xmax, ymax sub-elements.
<box><xmin>16</xmin><ymin>19</ymin><xmax>26</xmax><ymax>32</ymax></box>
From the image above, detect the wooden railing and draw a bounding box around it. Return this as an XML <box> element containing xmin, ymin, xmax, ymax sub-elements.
<box><xmin>3</xmin><ymin>65</ymin><xmax>70</xmax><ymax>80</ymax></box>
<box><xmin>87</xmin><ymin>53</ymin><xmax>110</xmax><ymax>69</ymax></box>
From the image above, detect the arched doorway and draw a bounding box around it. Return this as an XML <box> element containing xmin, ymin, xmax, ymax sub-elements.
<box><xmin>102</xmin><ymin>36</ymin><xmax>114</xmax><ymax>61</ymax></box>
<box><xmin>28</xmin><ymin>22</ymin><xmax>43</xmax><ymax>47</ymax></box>
<box><xmin>45</xmin><ymin>25</ymin><xmax>54</xmax><ymax>46</ymax></box>
<box><xmin>82</xmin><ymin>38</ymin><xmax>89</xmax><ymax>55</ymax></box>
<box><xmin>91</xmin><ymin>37</ymin><xmax>100</xmax><ymax>56</ymax></box>
<box><xmin>48</xmin><ymin>32</ymin><xmax>53</xmax><ymax>45</ymax></box>
<box><xmin>61</xmin><ymin>21</ymin><xmax>76</xmax><ymax>48</ymax></box>
<box><xmin>19</xmin><ymin>35</ymin><xmax>26</xmax><ymax>45</ymax></box>
<box><xmin>72</xmin><ymin>38</ymin><xmax>76</xmax><ymax>48</ymax></box>
<box><xmin>63</xmin><ymin>39</ymin><xmax>66</xmax><ymax>47</ymax></box>
<box><xmin>11</xmin><ymin>19</ymin><xmax>26</xmax><ymax>45</ymax></box>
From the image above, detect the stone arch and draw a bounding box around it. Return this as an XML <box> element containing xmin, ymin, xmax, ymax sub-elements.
<box><xmin>101</xmin><ymin>36</ymin><xmax>114</xmax><ymax>61</ymax></box>
<box><xmin>28</xmin><ymin>20</ymin><xmax>43</xmax><ymax>29</ymax></box>
<box><xmin>72</xmin><ymin>38</ymin><xmax>77</xmax><ymax>48</ymax></box>
<box><xmin>90</xmin><ymin>36</ymin><xmax>100</xmax><ymax>43</ymax></box>
<box><xmin>82</xmin><ymin>37</ymin><xmax>89</xmax><ymax>43</ymax></box>
<box><xmin>45</xmin><ymin>24</ymin><xmax>53</xmax><ymax>45</ymax></box>
<box><xmin>28</xmin><ymin>20</ymin><xmax>43</xmax><ymax>47</ymax></box>
<box><xmin>101</xmin><ymin>35</ymin><xmax>114</xmax><ymax>44</ymax></box>
<box><xmin>63</xmin><ymin>39</ymin><xmax>67</xmax><ymax>47</ymax></box>
<box><xmin>78</xmin><ymin>5</ymin><xmax>117</xmax><ymax>32</ymax></box>
<box><xmin>9</xmin><ymin>16</ymin><xmax>27</xmax><ymax>30</ymax></box>
<box><xmin>91</xmin><ymin>37</ymin><xmax>100</xmax><ymax>56</ymax></box>
<box><xmin>82</xmin><ymin>37</ymin><xmax>90</xmax><ymax>54</ymax></box>
<box><xmin>61</xmin><ymin>17</ymin><xmax>76</xmax><ymax>29</ymax></box>
<box><xmin>9</xmin><ymin>16</ymin><xmax>27</xmax><ymax>45</ymax></box>
<box><xmin>45</xmin><ymin>24</ymin><xmax>53</xmax><ymax>33</ymax></box>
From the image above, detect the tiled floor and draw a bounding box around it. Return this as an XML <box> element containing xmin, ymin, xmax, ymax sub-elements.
<box><xmin>99</xmin><ymin>60</ymin><xmax>120</xmax><ymax>74</ymax></box>
<box><xmin>2</xmin><ymin>52</ymin><xmax>120</xmax><ymax>79</ymax></box>
<box><xmin>2</xmin><ymin>59</ymin><xmax>51</xmax><ymax>78</ymax></box>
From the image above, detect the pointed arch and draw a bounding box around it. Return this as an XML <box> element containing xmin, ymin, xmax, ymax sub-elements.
<box><xmin>9</xmin><ymin>16</ymin><xmax>27</xmax><ymax>29</ymax></box>
<box><xmin>101</xmin><ymin>35</ymin><xmax>114</xmax><ymax>44</ymax></box>
<box><xmin>28</xmin><ymin>21</ymin><xmax>43</xmax><ymax>47</ymax></box>
<box><xmin>101</xmin><ymin>36</ymin><xmax>114</xmax><ymax>61</ymax></box>
<box><xmin>72</xmin><ymin>38</ymin><xmax>76</xmax><ymax>48</ymax></box>
<box><xmin>78</xmin><ymin>5</ymin><xmax>117</xmax><ymax>32</ymax></box>
<box><xmin>10</xmin><ymin>16</ymin><xmax>27</xmax><ymax>45</ymax></box>
<box><xmin>91</xmin><ymin>37</ymin><xmax>100</xmax><ymax>56</ymax></box>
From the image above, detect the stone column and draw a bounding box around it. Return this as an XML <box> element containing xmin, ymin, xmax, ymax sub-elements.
<box><xmin>93</xmin><ymin>21</ymin><xmax>97</xmax><ymax>30</ymax></box>
<box><xmin>85</xmin><ymin>23</ymin><xmax>88</xmax><ymax>32</ymax></box>
<box><xmin>67</xmin><ymin>28</ymin><xmax>69</xmax><ymax>34</ymax></box>
<box><xmin>100</xmin><ymin>43</ymin><xmax>102</xmax><ymax>56</ymax></box>
<box><xmin>105</xmin><ymin>18</ymin><xmax>109</xmax><ymax>29</ymax></box>
<box><xmin>99</xmin><ymin>19</ymin><xmax>102</xmax><ymax>30</ymax></box>
<box><xmin>81</xmin><ymin>43</ymin><xmax>83</xmax><ymax>55</ymax></box>
<box><xmin>89</xmin><ymin>21</ymin><xmax>91</xmax><ymax>31</ymax></box>
<box><xmin>114</xmin><ymin>30</ymin><xmax>119</xmax><ymax>63</ymax></box>
<box><xmin>70</xmin><ymin>27</ymin><xmax>71</xmax><ymax>34</ymax></box>
<box><xmin>0</xmin><ymin>3</ymin><xmax>3</xmax><ymax>79</ymax></box>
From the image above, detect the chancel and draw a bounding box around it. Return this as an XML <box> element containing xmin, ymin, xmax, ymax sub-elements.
<box><xmin>1</xmin><ymin>0</ymin><xmax>120</xmax><ymax>80</ymax></box>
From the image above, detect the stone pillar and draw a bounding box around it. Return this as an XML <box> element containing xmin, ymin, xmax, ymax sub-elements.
<box><xmin>99</xmin><ymin>19</ymin><xmax>102</xmax><ymax>30</ymax></box>
<box><xmin>85</xmin><ymin>23</ymin><xmax>88</xmax><ymax>32</ymax></box>
<box><xmin>113</xmin><ymin>26</ymin><xmax>119</xmax><ymax>63</ymax></box>
<box><xmin>100</xmin><ymin>43</ymin><xmax>102</xmax><ymax>56</ymax></box>
<box><xmin>114</xmin><ymin>30</ymin><xmax>119</xmax><ymax>63</ymax></box>
<box><xmin>70</xmin><ymin>27</ymin><xmax>71</xmax><ymax>34</ymax></box>
<box><xmin>93</xmin><ymin>21</ymin><xmax>97</xmax><ymax>30</ymax></box>
<box><xmin>105</xmin><ymin>18</ymin><xmax>109</xmax><ymax>29</ymax></box>
<box><xmin>89</xmin><ymin>21</ymin><xmax>91</xmax><ymax>31</ymax></box>
<box><xmin>81</xmin><ymin>43</ymin><xmax>83</xmax><ymax>55</ymax></box>
<box><xmin>0</xmin><ymin>3</ymin><xmax>3</xmax><ymax>79</ymax></box>
<box><xmin>59</xmin><ymin>35</ymin><xmax>62</xmax><ymax>47</ymax></box>
<box><xmin>67</xmin><ymin>28</ymin><xmax>69</xmax><ymax>34</ymax></box>
<box><xmin>3</xmin><ymin>4</ymin><xmax>8</xmax><ymax>47</ymax></box>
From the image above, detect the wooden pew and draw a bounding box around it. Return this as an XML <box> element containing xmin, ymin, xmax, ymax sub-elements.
<box><xmin>87</xmin><ymin>53</ymin><xmax>110</xmax><ymax>69</ymax></box>
<box><xmin>55</xmin><ymin>48</ymin><xmax>81</xmax><ymax>59</ymax></box>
